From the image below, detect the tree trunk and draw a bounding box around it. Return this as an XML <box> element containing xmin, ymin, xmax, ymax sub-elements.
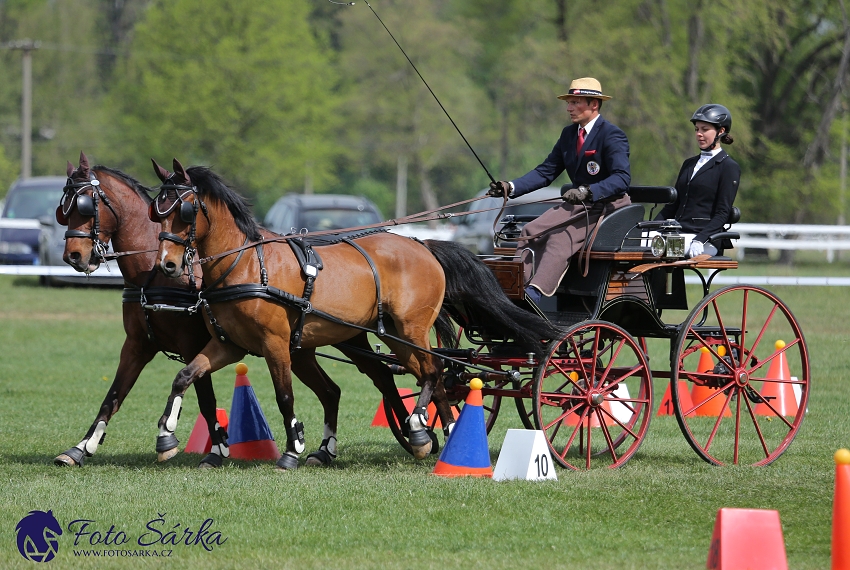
<box><xmin>802</xmin><ymin>0</ymin><xmax>850</xmax><ymax>173</ymax></box>
<box><xmin>418</xmin><ymin>159</ymin><xmax>439</xmax><ymax>229</ymax></box>
<box><xmin>395</xmin><ymin>154</ymin><xmax>408</xmax><ymax>219</ymax></box>
<box><xmin>499</xmin><ymin>100</ymin><xmax>509</xmax><ymax>179</ymax></box>
<box><xmin>554</xmin><ymin>0</ymin><xmax>568</xmax><ymax>43</ymax></box>
<box><xmin>686</xmin><ymin>0</ymin><xmax>704</xmax><ymax>104</ymax></box>
<box><xmin>657</xmin><ymin>0</ymin><xmax>672</xmax><ymax>48</ymax></box>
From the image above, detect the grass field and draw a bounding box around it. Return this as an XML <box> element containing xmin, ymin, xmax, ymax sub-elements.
<box><xmin>1</xmin><ymin>264</ymin><xmax>849</xmax><ymax>569</ymax></box>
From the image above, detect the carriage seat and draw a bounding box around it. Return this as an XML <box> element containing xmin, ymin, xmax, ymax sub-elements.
<box><xmin>707</xmin><ymin>206</ymin><xmax>741</xmax><ymax>255</ymax></box>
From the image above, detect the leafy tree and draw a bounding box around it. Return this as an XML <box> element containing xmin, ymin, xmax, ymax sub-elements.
<box><xmin>106</xmin><ymin>0</ymin><xmax>341</xmax><ymax>213</ymax></box>
<box><xmin>336</xmin><ymin>0</ymin><xmax>495</xmax><ymax>216</ymax></box>
<box><xmin>0</xmin><ymin>0</ymin><xmax>111</xmax><ymax>182</ymax></box>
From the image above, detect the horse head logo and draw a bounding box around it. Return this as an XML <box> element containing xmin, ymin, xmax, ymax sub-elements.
<box><xmin>15</xmin><ymin>510</ymin><xmax>62</xmax><ymax>562</ymax></box>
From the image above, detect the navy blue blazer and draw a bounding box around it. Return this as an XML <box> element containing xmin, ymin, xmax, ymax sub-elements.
<box><xmin>656</xmin><ymin>150</ymin><xmax>740</xmax><ymax>243</ymax></box>
<box><xmin>511</xmin><ymin>116</ymin><xmax>631</xmax><ymax>202</ymax></box>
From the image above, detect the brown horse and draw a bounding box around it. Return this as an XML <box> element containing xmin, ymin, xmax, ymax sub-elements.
<box><xmin>151</xmin><ymin>159</ymin><xmax>559</xmax><ymax>467</ymax></box>
<box><xmin>55</xmin><ymin>152</ymin><xmax>413</xmax><ymax>468</ymax></box>
<box><xmin>53</xmin><ymin>152</ymin><xmax>226</xmax><ymax>467</ymax></box>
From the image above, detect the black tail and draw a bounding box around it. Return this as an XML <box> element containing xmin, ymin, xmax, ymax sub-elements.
<box><xmin>424</xmin><ymin>240</ymin><xmax>562</xmax><ymax>356</ymax></box>
<box><xmin>433</xmin><ymin>309</ymin><xmax>458</xmax><ymax>349</ymax></box>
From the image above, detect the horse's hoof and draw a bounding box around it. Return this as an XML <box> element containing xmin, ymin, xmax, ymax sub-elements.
<box><xmin>54</xmin><ymin>454</ymin><xmax>79</xmax><ymax>467</ymax></box>
<box><xmin>305</xmin><ymin>448</ymin><xmax>334</xmax><ymax>467</ymax></box>
<box><xmin>54</xmin><ymin>447</ymin><xmax>85</xmax><ymax>467</ymax></box>
<box><xmin>411</xmin><ymin>440</ymin><xmax>432</xmax><ymax>460</ymax></box>
<box><xmin>198</xmin><ymin>453</ymin><xmax>222</xmax><ymax>469</ymax></box>
<box><xmin>157</xmin><ymin>447</ymin><xmax>179</xmax><ymax>463</ymax></box>
<box><xmin>275</xmin><ymin>453</ymin><xmax>299</xmax><ymax>471</ymax></box>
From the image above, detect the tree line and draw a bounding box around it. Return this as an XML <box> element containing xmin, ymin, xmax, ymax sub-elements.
<box><xmin>0</xmin><ymin>0</ymin><xmax>847</xmax><ymax>224</ymax></box>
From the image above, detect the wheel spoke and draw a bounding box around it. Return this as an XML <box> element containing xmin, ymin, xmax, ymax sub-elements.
<box><xmin>746</xmin><ymin>338</ymin><xmax>799</xmax><ymax>376</ymax></box>
<box><xmin>598</xmin><ymin>404</ymin><xmax>641</xmax><ymax>440</ymax></box>
<box><xmin>710</xmin><ymin>298</ymin><xmax>736</xmax><ymax>368</ymax></box>
<box><xmin>744</xmin><ymin>302</ymin><xmax>780</xmax><ymax>365</ymax></box>
<box><xmin>740</xmin><ymin>289</ymin><xmax>749</xmax><ymax>366</ymax></box>
<box><xmin>683</xmin><ymin>378</ymin><xmax>735</xmax><ymax>416</ymax></box>
<box><xmin>742</xmin><ymin>392</ymin><xmax>771</xmax><ymax>459</ymax></box>
<box><xmin>599</xmin><ymin>414</ymin><xmax>619</xmax><ymax>464</ymax></box>
<box><xmin>733</xmin><ymin>389</ymin><xmax>741</xmax><ymax>465</ymax></box>
<box><xmin>702</xmin><ymin>388</ymin><xmax>735</xmax><ymax>453</ymax></box>
<box><xmin>596</xmin><ymin>337</ymin><xmax>626</xmax><ymax>388</ymax></box>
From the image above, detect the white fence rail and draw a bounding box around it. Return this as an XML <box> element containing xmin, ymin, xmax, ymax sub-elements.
<box><xmin>732</xmin><ymin>223</ymin><xmax>850</xmax><ymax>262</ymax></box>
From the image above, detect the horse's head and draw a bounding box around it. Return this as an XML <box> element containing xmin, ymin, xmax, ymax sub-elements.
<box><xmin>59</xmin><ymin>151</ymin><xmax>119</xmax><ymax>273</ymax></box>
<box><xmin>150</xmin><ymin>158</ymin><xmax>209</xmax><ymax>279</ymax></box>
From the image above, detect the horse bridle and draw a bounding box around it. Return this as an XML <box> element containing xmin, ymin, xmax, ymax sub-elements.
<box><xmin>149</xmin><ymin>177</ymin><xmax>208</xmax><ymax>289</ymax></box>
<box><xmin>57</xmin><ymin>171</ymin><xmax>119</xmax><ymax>266</ymax></box>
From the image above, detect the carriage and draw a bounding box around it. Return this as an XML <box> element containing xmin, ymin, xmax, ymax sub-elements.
<box><xmin>376</xmin><ymin>185</ymin><xmax>810</xmax><ymax>470</ymax></box>
<box><xmin>55</xmin><ymin>157</ymin><xmax>809</xmax><ymax>472</ymax></box>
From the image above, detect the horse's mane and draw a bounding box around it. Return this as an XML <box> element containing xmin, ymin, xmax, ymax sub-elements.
<box><xmin>185</xmin><ymin>166</ymin><xmax>262</xmax><ymax>242</ymax></box>
<box><xmin>93</xmin><ymin>165</ymin><xmax>153</xmax><ymax>204</ymax></box>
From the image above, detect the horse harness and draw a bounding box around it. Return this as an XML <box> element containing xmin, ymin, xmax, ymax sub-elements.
<box><xmin>197</xmin><ymin>228</ymin><xmax>390</xmax><ymax>353</ymax></box>
<box><xmin>57</xmin><ymin>172</ymin><xmax>119</xmax><ymax>267</ymax></box>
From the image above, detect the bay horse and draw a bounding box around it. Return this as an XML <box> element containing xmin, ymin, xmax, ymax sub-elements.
<box><xmin>152</xmin><ymin>158</ymin><xmax>560</xmax><ymax>468</ymax></box>
<box><xmin>54</xmin><ymin>152</ymin><xmax>225</xmax><ymax>467</ymax></box>
<box><xmin>55</xmin><ymin>152</ymin><xmax>413</xmax><ymax>468</ymax></box>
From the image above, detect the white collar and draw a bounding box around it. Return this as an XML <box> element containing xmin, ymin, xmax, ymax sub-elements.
<box><xmin>580</xmin><ymin>114</ymin><xmax>601</xmax><ymax>135</ymax></box>
<box><xmin>699</xmin><ymin>147</ymin><xmax>722</xmax><ymax>158</ymax></box>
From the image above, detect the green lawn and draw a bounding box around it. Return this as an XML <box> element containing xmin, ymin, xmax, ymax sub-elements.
<box><xmin>0</xmin><ymin>269</ymin><xmax>848</xmax><ymax>569</ymax></box>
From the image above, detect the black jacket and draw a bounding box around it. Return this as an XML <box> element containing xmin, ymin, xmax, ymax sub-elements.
<box><xmin>511</xmin><ymin>116</ymin><xmax>631</xmax><ymax>202</ymax></box>
<box><xmin>656</xmin><ymin>150</ymin><xmax>740</xmax><ymax>243</ymax></box>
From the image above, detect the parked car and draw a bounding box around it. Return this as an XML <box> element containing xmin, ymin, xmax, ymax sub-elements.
<box><xmin>452</xmin><ymin>186</ymin><xmax>562</xmax><ymax>255</ymax></box>
<box><xmin>263</xmin><ymin>194</ymin><xmax>383</xmax><ymax>234</ymax></box>
<box><xmin>38</xmin><ymin>214</ymin><xmax>124</xmax><ymax>287</ymax></box>
<box><xmin>0</xmin><ymin>176</ymin><xmax>66</xmax><ymax>265</ymax></box>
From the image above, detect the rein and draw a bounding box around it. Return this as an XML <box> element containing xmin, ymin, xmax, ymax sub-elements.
<box><xmin>193</xmin><ymin>194</ymin><xmax>506</xmax><ymax>265</ymax></box>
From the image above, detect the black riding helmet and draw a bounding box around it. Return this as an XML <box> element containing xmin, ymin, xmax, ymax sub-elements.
<box><xmin>691</xmin><ymin>104</ymin><xmax>732</xmax><ymax>149</ymax></box>
<box><xmin>691</xmin><ymin>104</ymin><xmax>731</xmax><ymax>132</ymax></box>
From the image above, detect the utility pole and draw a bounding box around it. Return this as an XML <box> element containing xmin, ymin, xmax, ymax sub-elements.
<box><xmin>1</xmin><ymin>39</ymin><xmax>40</xmax><ymax>179</ymax></box>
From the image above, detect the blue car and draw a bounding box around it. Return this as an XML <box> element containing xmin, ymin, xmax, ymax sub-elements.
<box><xmin>0</xmin><ymin>176</ymin><xmax>66</xmax><ymax>265</ymax></box>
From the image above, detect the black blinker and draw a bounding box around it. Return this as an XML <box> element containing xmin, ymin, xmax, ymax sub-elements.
<box><xmin>179</xmin><ymin>200</ymin><xmax>195</xmax><ymax>224</ymax></box>
<box><xmin>76</xmin><ymin>194</ymin><xmax>96</xmax><ymax>218</ymax></box>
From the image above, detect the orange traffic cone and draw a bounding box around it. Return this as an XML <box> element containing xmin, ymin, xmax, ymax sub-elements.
<box><xmin>755</xmin><ymin>340</ymin><xmax>798</xmax><ymax>417</ymax></box>
<box><xmin>184</xmin><ymin>408</ymin><xmax>229</xmax><ymax>454</ymax></box>
<box><xmin>691</xmin><ymin>346</ymin><xmax>731</xmax><ymax>417</ymax></box>
<box><xmin>707</xmin><ymin>508</ymin><xmax>788</xmax><ymax>569</ymax></box>
<box><xmin>432</xmin><ymin>378</ymin><xmax>492</xmax><ymax>478</ymax></box>
<box><xmin>833</xmin><ymin>448</ymin><xmax>850</xmax><ymax>569</ymax></box>
<box><xmin>228</xmin><ymin>363</ymin><xmax>281</xmax><ymax>461</ymax></box>
<box><xmin>657</xmin><ymin>381</ymin><xmax>695</xmax><ymax>416</ymax></box>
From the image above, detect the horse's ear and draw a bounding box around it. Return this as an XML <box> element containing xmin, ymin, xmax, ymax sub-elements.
<box><xmin>79</xmin><ymin>151</ymin><xmax>90</xmax><ymax>175</ymax></box>
<box><xmin>66</xmin><ymin>161</ymin><xmax>75</xmax><ymax>177</ymax></box>
<box><xmin>151</xmin><ymin>158</ymin><xmax>171</xmax><ymax>183</ymax></box>
<box><xmin>171</xmin><ymin>158</ymin><xmax>190</xmax><ymax>185</ymax></box>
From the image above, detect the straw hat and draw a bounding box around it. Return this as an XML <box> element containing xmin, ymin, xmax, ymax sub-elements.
<box><xmin>557</xmin><ymin>77</ymin><xmax>612</xmax><ymax>101</ymax></box>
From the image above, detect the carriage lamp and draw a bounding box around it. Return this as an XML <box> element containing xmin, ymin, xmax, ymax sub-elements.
<box><xmin>650</xmin><ymin>234</ymin><xmax>685</xmax><ymax>259</ymax></box>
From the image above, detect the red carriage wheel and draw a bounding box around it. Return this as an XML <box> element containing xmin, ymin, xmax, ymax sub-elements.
<box><xmin>532</xmin><ymin>321</ymin><xmax>653</xmax><ymax>470</ymax></box>
<box><xmin>671</xmin><ymin>285</ymin><xmax>809</xmax><ymax>466</ymax></box>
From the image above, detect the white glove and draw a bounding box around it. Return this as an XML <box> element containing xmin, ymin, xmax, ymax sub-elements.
<box><xmin>688</xmin><ymin>240</ymin><xmax>704</xmax><ymax>258</ymax></box>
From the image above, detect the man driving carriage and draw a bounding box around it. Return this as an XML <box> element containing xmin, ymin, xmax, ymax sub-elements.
<box><xmin>488</xmin><ymin>77</ymin><xmax>631</xmax><ymax>304</ymax></box>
